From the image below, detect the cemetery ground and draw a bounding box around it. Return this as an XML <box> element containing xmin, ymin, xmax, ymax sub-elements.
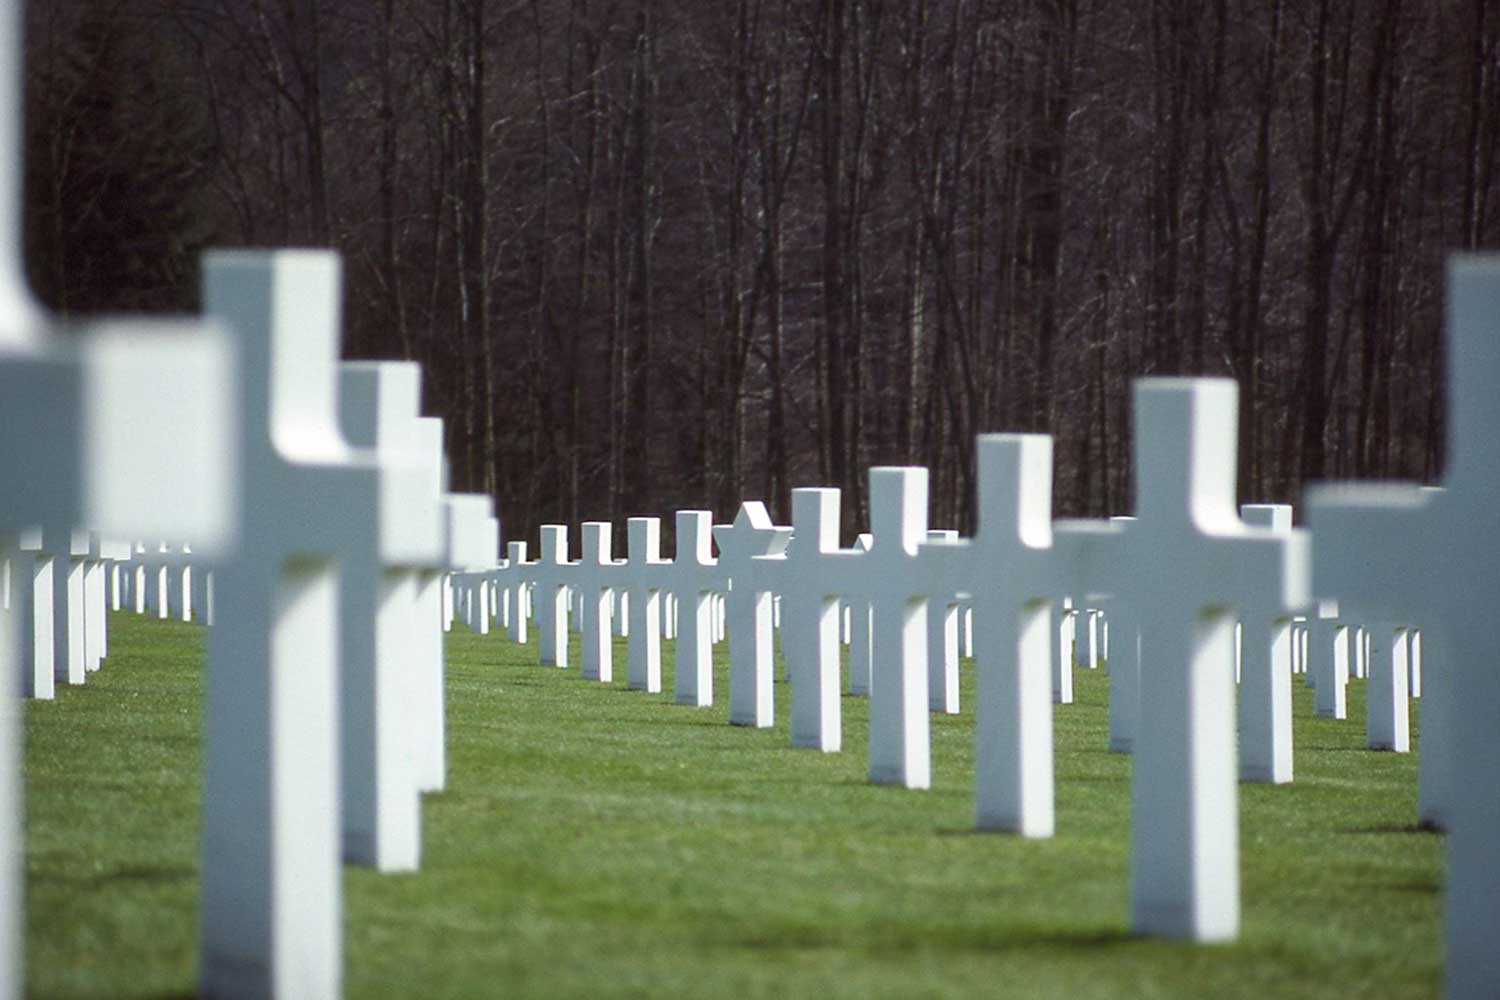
<box><xmin>26</xmin><ymin>613</ymin><xmax>1438</xmax><ymax>999</ymax></box>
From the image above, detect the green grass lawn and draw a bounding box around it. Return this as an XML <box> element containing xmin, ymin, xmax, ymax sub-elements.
<box><xmin>25</xmin><ymin>611</ymin><xmax>1441</xmax><ymax>998</ymax></box>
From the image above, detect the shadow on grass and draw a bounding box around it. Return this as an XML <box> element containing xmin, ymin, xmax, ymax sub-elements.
<box><xmin>738</xmin><ymin>923</ymin><xmax>1135</xmax><ymax>955</ymax></box>
<box><xmin>30</xmin><ymin>863</ymin><xmax>196</xmax><ymax>890</ymax></box>
<box><xmin>1337</xmin><ymin>822</ymin><xmax>1442</xmax><ymax>836</ymax></box>
<box><xmin>932</xmin><ymin>825</ymin><xmax>1053</xmax><ymax>837</ymax></box>
<box><xmin>597</xmin><ymin>713</ymin><xmax>727</xmax><ymax>728</ymax></box>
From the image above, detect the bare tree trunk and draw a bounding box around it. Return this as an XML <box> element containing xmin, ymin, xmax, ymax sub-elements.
<box><xmin>378</xmin><ymin>0</ymin><xmax>410</xmax><ymax>359</ymax></box>
<box><xmin>1296</xmin><ymin>0</ymin><xmax>1394</xmax><ymax>485</ymax></box>
<box><xmin>458</xmin><ymin>0</ymin><xmax>495</xmax><ymax>497</ymax></box>
<box><xmin>816</xmin><ymin>0</ymin><xmax>848</xmax><ymax>505</ymax></box>
<box><xmin>625</xmin><ymin>4</ymin><xmax>657</xmax><ymax>515</ymax></box>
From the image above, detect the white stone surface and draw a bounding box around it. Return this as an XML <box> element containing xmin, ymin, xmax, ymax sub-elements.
<box><xmin>531</xmin><ymin>525</ymin><xmax>576</xmax><ymax>668</ymax></box>
<box><xmin>612</xmin><ymin>590</ymin><xmax>628</xmax><ymax>638</ymax></box>
<box><xmin>664</xmin><ymin>511</ymin><xmax>719</xmax><ymax>707</ymax></box>
<box><xmin>1365</xmin><ymin>624</ymin><xmax>1410</xmax><ymax>753</ymax></box>
<box><xmin>858</xmin><ymin>470</ymin><xmax>934</xmax><ymax>788</ymax></box>
<box><xmin>622</xmin><ymin>519</ymin><xmax>668</xmax><ymax>692</ymax></box>
<box><xmin>919</xmin><ymin>435</ymin><xmax>1070</xmax><ymax>834</ymax></box>
<box><xmin>502</xmin><ymin>541</ymin><xmax>532</xmax><ymax>645</ymax></box>
<box><xmin>1309</xmin><ymin>601</ymin><xmax>1349</xmax><ymax>720</ymax></box>
<box><xmin>1303</xmin><ymin>258</ymin><xmax>1500</xmax><ymax>999</ymax></box>
<box><xmin>198</xmin><ymin>250</ymin><xmax>375</xmax><ymax>1000</ymax></box>
<box><xmin>82</xmin><ymin>535</ymin><xmax>115</xmax><ymax>671</ymax></box>
<box><xmin>779</xmin><ymin>489</ymin><xmax>855</xmax><ymax>754</ymax></box>
<box><xmin>130</xmin><ymin>546</ymin><xmax>147</xmax><ymax>615</ymax></box>
<box><xmin>714</xmin><ymin>503</ymin><xmax>791</xmax><ymax>727</ymax></box>
<box><xmin>1413</xmin><ymin>629</ymin><xmax>1447</xmax><ymax>826</ymax></box>
<box><xmin>1104</xmin><ymin>517</ymin><xmax>1139</xmax><ymax>754</ymax></box>
<box><xmin>577</xmin><ymin>522</ymin><xmax>622</xmax><ymax>683</ymax></box>
<box><xmin>924</xmin><ymin>529</ymin><xmax>960</xmax><ymax>714</ymax></box>
<box><xmin>6</xmin><ymin>530</ymin><xmax>51</xmax><ymax>700</ymax></box>
<box><xmin>1051</xmin><ymin>599</ymin><xmax>1074</xmax><ymax>704</ymax></box>
<box><xmin>335</xmin><ymin>360</ymin><xmax>446</xmax><ymax>872</ymax></box>
<box><xmin>1408</xmin><ymin>629</ymin><xmax>1422</xmax><ymax>698</ymax></box>
<box><xmin>43</xmin><ymin>526</ymin><xmax>90</xmax><ymax>685</ymax></box>
<box><xmin>432</xmin><ymin>491</ymin><xmax>495</xmax><ymax>795</ymax></box>
<box><xmin>846</xmin><ymin>535</ymin><xmax>873</xmax><ymax>697</ymax></box>
<box><xmin>1080</xmin><ymin>610</ymin><xmax>1100</xmax><ymax>669</ymax></box>
<box><xmin>0</xmin><ymin>16</ymin><xmax>237</xmax><ymax>989</ymax></box>
<box><xmin>411</xmin><ymin>417</ymin><xmax>454</xmax><ymax>721</ymax></box>
<box><xmin>1087</xmin><ymin>379</ymin><xmax>1308</xmax><ymax>943</ymax></box>
<box><xmin>1235</xmin><ymin>503</ymin><xmax>1300</xmax><ymax>784</ymax></box>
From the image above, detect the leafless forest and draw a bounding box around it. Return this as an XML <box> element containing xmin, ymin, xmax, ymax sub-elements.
<box><xmin>22</xmin><ymin>0</ymin><xmax>1500</xmax><ymax>544</ymax></box>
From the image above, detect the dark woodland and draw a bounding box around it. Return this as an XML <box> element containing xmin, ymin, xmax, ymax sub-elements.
<box><xmin>21</xmin><ymin>0</ymin><xmax>1500</xmax><ymax>546</ymax></box>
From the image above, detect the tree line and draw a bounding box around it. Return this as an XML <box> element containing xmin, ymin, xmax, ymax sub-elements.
<box><xmin>23</xmin><ymin>0</ymin><xmax>1500</xmax><ymax>546</ymax></box>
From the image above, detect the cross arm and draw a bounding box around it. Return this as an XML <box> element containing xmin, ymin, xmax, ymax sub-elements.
<box><xmin>914</xmin><ymin>535</ymin><xmax>972</xmax><ymax>604</ymax></box>
<box><xmin>0</xmin><ymin>321</ymin><xmax>238</xmax><ymax>554</ymax></box>
<box><xmin>1305</xmin><ymin>482</ymin><xmax>1440</xmax><ymax>622</ymax></box>
<box><xmin>1052</xmin><ymin>519</ymin><xmax>1125</xmax><ymax>605</ymax></box>
<box><xmin>444</xmin><ymin>494</ymin><xmax>498</xmax><ymax>572</ymax></box>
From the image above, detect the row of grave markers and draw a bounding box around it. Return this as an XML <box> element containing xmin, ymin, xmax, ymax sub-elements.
<box><xmin>1</xmin><ymin>234</ymin><xmax>504</xmax><ymax>998</ymax></box>
<box><xmin>458</xmin><ymin>544</ymin><xmax>1422</xmax><ymax>759</ymax></box>
<box><xmin>0</xmin><ymin>12</ymin><xmax>1491</xmax><ymax>994</ymax></box>
<box><xmin>0</xmin><ymin>245</ymin><xmax>1473</xmax><ymax>1000</ymax></box>
<box><xmin>0</xmin><ymin>250</ymin><xmax>1488</xmax><ymax>1000</ymax></box>
<box><xmin>467</xmin><ymin>452</ymin><xmax>1432</xmax><ymax>922</ymax></box>
<box><xmin>13</xmin><ymin>359</ymin><xmax>1445</xmax><ymax>998</ymax></box>
<box><xmin>435</xmin><ymin>262</ymin><xmax>1493</xmax><ymax>997</ymax></box>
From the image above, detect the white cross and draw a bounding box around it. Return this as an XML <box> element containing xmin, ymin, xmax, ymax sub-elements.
<box><xmin>1103</xmin><ymin>516</ymin><xmax>1139</xmax><ymax>753</ymax></box>
<box><xmin>138</xmin><ymin>541</ymin><xmax>164</xmax><ymax>618</ymax></box>
<box><xmin>434</xmin><ymin>491</ymin><xmax>497</xmax><ymax>792</ymax></box>
<box><xmin>1366</xmin><ymin>624</ymin><xmax>1410</xmax><ymax>751</ymax></box>
<box><xmin>924</xmin><ymin>529</ymin><xmax>961</xmax><ymax>714</ymax></box>
<box><xmin>577</xmin><ymin>522</ymin><xmax>624</xmax><ymax>683</ymax></box>
<box><xmin>498</xmin><ymin>541</ymin><xmax>533</xmax><ymax>645</ymax></box>
<box><xmin>713</xmin><ymin>502</ymin><xmax>791</xmax><ymax>727</ymax></box>
<box><xmin>198</xmin><ymin>249</ymin><xmax>387</xmax><ymax>998</ymax></box>
<box><xmin>662</xmin><ymin>511</ymin><xmax>719</xmax><ymax>707</ymax></box>
<box><xmin>1079</xmin><ymin>610</ymin><xmax>1100</xmax><ymax>669</ymax></box>
<box><xmin>42</xmin><ymin>525</ymin><xmax>90</xmax><ymax>684</ymax></box>
<box><xmin>621</xmin><ymin>518</ymin><xmax>669</xmax><ymax>692</ymax></box>
<box><xmin>920</xmin><ymin>435</ymin><xmax>1078</xmax><ymax>834</ymax></box>
<box><xmin>530</xmin><ymin>525</ymin><xmax>577</xmax><ymax>667</ymax></box>
<box><xmin>777</xmin><ymin>488</ymin><xmax>859</xmax><ymax>754</ymax></box>
<box><xmin>1050</xmin><ymin>598</ymin><xmax>1074</xmax><ymax>704</ymax></box>
<box><xmin>1308</xmin><ymin>334</ymin><xmax>1500</xmax><ymax>1000</ymax></box>
<box><xmin>1307</xmin><ymin>600</ymin><xmax>1350</xmax><ymax>719</ymax></box>
<box><xmin>84</xmin><ymin>534</ymin><xmax>130</xmax><ymax>670</ymax></box>
<box><xmin>1306</xmin><ymin>477</ymin><xmax>1448</xmax><ymax>804</ymax></box>
<box><xmin>409</xmin><ymin>416</ymin><xmax>454</xmax><ymax>782</ymax></box>
<box><xmin>5</xmin><ymin>528</ymin><xmax>50</xmax><ymax>700</ymax></box>
<box><xmin>846</xmin><ymin>534</ymin><xmax>873</xmax><ymax>697</ymax></box>
<box><xmin>336</xmin><ymin>360</ymin><xmax>446</xmax><ymax>871</ymax></box>
<box><xmin>1084</xmin><ymin>378</ymin><xmax>1309</xmax><ymax>942</ymax></box>
<box><xmin>1236</xmin><ymin>502</ymin><xmax>1303</xmax><ymax>783</ymax></box>
<box><xmin>856</xmin><ymin>469</ymin><xmax>941</xmax><ymax>786</ymax></box>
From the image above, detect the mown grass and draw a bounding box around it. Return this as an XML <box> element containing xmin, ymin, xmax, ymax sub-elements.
<box><xmin>25</xmin><ymin>611</ymin><xmax>1440</xmax><ymax>998</ymax></box>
